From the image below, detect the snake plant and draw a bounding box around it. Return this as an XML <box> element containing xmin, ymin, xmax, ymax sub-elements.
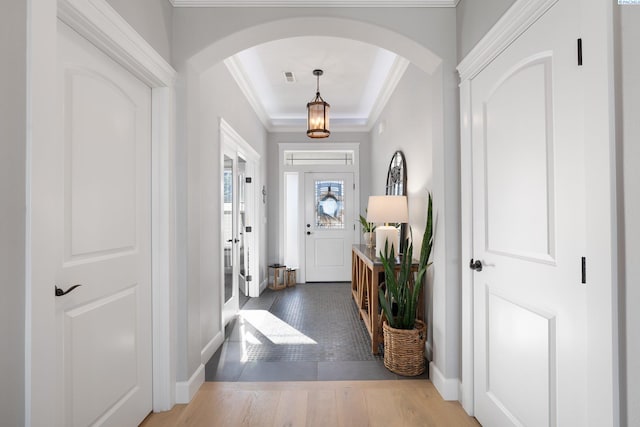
<box><xmin>379</xmin><ymin>193</ymin><xmax>433</xmax><ymax>330</ymax></box>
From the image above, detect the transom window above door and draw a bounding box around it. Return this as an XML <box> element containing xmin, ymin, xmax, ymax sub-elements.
<box><xmin>284</xmin><ymin>150</ymin><xmax>354</xmax><ymax>166</ymax></box>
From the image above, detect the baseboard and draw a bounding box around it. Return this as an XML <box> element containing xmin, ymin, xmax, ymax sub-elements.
<box><xmin>175</xmin><ymin>363</ymin><xmax>205</xmax><ymax>404</ymax></box>
<box><xmin>201</xmin><ymin>331</ymin><xmax>224</xmax><ymax>365</ymax></box>
<box><xmin>429</xmin><ymin>361</ymin><xmax>459</xmax><ymax>401</ymax></box>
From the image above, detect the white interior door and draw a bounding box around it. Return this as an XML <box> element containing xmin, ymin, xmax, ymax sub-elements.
<box><xmin>54</xmin><ymin>22</ymin><xmax>152</xmax><ymax>426</ymax></box>
<box><xmin>470</xmin><ymin>1</ymin><xmax>587</xmax><ymax>426</ymax></box>
<box><xmin>222</xmin><ymin>148</ymin><xmax>239</xmax><ymax>325</ymax></box>
<box><xmin>304</xmin><ymin>172</ymin><xmax>355</xmax><ymax>282</ymax></box>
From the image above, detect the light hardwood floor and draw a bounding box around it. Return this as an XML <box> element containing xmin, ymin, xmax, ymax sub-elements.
<box><xmin>140</xmin><ymin>380</ymin><xmax>480</xmax><ymax>427</ymax></box>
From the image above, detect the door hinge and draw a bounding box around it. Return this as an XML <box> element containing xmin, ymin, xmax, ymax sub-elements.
<box><xmin>245</xmin><ymin>226</ymin><xmax>252</xmax><ymax>233</ymax></box>
<box><xmin>246</xmin><ymin>275</ymin><xmax>252</xmax><ymax>282</ymax></box>
<box><xmin>581</xmin><ymin>256</ymin><xmax>586</xmax><ymax>284</ymax></box>
<box><xmin>245</xmin><ymin>177</ymin><xmax>252</xmax><ymax>183</ymax></box>
<box><xmin>353</xmin><ymin>183</ymin><xmax>356</xmax><ymax>190</ymax></box>
<box><xmin>577</xmin><ymin>38</ymin><xmax>583</xmax><ymax>66</ymax></box>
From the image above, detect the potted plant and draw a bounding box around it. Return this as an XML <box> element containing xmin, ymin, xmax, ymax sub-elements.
<box><xmin>378</xmin><ymin>193</ymin><xmax>433</xmax><ymax>376</ymax></box>
<box><xmin>359</xmin><ymin>212</ymin><xmax>376</xmax><ymax>248</ymax></box>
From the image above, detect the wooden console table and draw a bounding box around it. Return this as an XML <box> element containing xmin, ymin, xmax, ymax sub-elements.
<box><xmin>351</xmin><ymin>244</ymin><xmax>422</xmax><ymax>354</ymax></box>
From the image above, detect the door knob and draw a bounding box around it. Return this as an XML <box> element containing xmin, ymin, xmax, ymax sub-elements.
<box><xmin>469</xmin><ymin>259</ymin><xmax>483</xmax><ymax>272</ymax></box>
<box><xmin>55</xmin><ymin>284</ymin><xmax>82</xmax><ymax>297</ymax></box>
<box><xmin>307</xmin><ymin>231</ymin><xmax>312</xmax><ymax>235</ymax></box>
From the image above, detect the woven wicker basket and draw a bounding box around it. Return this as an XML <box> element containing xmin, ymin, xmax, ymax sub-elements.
<box><xmin>382</xmin><ymin>319</ymin><xmax>427</xmax><ymax>376</ymax></box>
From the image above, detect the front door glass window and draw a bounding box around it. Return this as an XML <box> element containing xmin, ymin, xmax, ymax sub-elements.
<box><xmin>314</xmin><ymin>180</ymin><xmax>344</xmax><ymax>229</ymax></box>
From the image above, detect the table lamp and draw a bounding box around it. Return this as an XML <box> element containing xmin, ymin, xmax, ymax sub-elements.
<box><xmin>366</xmin><ymin>195</ymin><xmax>408</xmax><ymax>258</ymax></box>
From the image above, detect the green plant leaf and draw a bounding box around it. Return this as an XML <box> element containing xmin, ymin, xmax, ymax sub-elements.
<box><xmin>359</xmin><ymin>212</ymin><xmax>376</xmax><ymax>233</ymax></box>
<box><xmin>377</xmin><ymin>192</ymin><xmax>434</xmax><ymax>331</ymax></box>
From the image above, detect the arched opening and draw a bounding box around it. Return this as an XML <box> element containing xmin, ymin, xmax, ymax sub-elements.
<box><xmin>174</xmin><ymin>14</ymin><xmax>460</xmax><ymax>404</ymax></box>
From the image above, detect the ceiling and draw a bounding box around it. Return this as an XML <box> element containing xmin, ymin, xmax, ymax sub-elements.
<box><xmin>172</xmin><ymin>0</ymin><xmax>459</xmax><ymax>133</ymax></box>
<box><xmin>173</xmin><ymin>0</ymin><xmax>459</xmax><ymax>133</ymax></box>
<box><xmin>225</xmin><ymin>36</ymin><xmax>410</xmax><ymax>133</ymax></box>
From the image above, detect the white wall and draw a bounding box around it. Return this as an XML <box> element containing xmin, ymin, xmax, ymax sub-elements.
<box><xmin>371</xmin><ymin>64</ymin><xmax>433</xmax><ymax>250</ymax></box>
<box><xmin>618</xmin><ymin>6</ymin><xmax>640</xmax><ymax>426</ymax></box>
<box><xmin>0</xmin><ymin>1</ymin><xmax>26</xmax><ymax>425</ymax></box>
<box><xmin>106</xmin><ymin>0</ymin><xmax>173</xmax><ymax>62</ymax></box>
<box><xmin>369</xmin><ymin>63</ymin><xmax>434</xmax><ymax>355</ymax></box>
<box><xmin>456</xmin><ymin>0</ymin><xmax>516</xmax><ymax>61</ymax></box>
<box><xmin>176</xmin><ymin>62</ymin><xmax>268</xmax><ymax>380</ymax></box>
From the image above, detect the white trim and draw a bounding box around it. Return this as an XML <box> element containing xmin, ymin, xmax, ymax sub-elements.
<box><xmin>429</xmin><ymin>361</ymin><xmax>459</xmax><ymax>401</ymax></box>
<box><xmin>201</xmin><ymin>331</ymin><xmax>225</xmax><ymax>365</ymax></box>
<box><xmin>43</xmin><ymin>0</ymin><xmax>177</xmax><ymax>417</ymax></box>
<box><xmin>224</xmin><ymin>56</ymin><xmax>272</xmax><ymax>130</ymax></box>
<box><xmin>277</xmin><ymin>142</ymin><xmax>360</xmax><ymax>281</ymax></box>
<box><xmin>459</xmin><ymin>79</ymin><xmax>474</xmax><ymax>416</ymax></box>
<box><xmin>171</xmin><ymin>0</ymin><xmax>459</xmax><ymax>7</ymax></box>
<box><xmin>365</xmin><ymin>56</ymin><xmax>410</xmax><ymax>131</ymax></box>
<box><xmin>456</xmin><ymin>0</ymin><xmax>557</xmax><ymax>82</ymax></box>
<box><xmin>175</xmin><ymin>364</ymin><xmax>205</xmax><ymax>404</ymax></box>
<box><xmin>57</xmin><ymin>0</ymin><xmax>175</xmax><ymax>87</ymax></box>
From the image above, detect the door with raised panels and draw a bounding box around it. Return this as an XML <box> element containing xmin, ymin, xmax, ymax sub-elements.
<box><xmin>470</xmin><ymin>0</ymin><xmax>587</xmax><ymax>425</ymax></box>
<box><xmin>53</xmin><ymin>22</ymin><xmax>152</xmax><ymax>426</ymax></box>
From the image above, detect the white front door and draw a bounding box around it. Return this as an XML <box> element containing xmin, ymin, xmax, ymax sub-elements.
<box><xmin>52</xmin><ymin>22</ymin><xmax>152</xmax><ymax>426</ymax></box>
<box><xmin>470</xmin><ymin>0</ymin><xmax>586</xmax><ymax>426</ymax></box>
<box><xmin>304</xmin><ymin>172</ymin><xmax>355</xmax><ymax>282</ymax></box>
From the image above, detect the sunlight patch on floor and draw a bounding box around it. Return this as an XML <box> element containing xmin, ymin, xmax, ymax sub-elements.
<box><xmin>240</xmin><ymin>309</ymin><xmax>317</xmax><ymax>345</ymax></box>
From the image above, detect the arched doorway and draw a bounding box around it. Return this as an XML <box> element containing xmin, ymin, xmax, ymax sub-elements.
<box><xmin>174</xmin><ymin>13</ymin><xmax>461</xmax><ymax>407</ymax></box>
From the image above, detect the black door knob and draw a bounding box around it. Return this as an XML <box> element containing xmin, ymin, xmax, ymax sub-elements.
<box><xmin>469</xmin><ymin>259</ymin><xmax>483</xmax><ymax>272</ymax></box>
<box><xmin>307</xmin><ymin>231</ymin><xmax>311</xmax><ymax>235</ymax></box>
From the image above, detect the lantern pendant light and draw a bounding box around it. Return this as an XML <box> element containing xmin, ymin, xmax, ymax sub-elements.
<box><xmin>307</xmin><ymin>69</ymin><xmax>330</xmax><ymax>138</ymax></box>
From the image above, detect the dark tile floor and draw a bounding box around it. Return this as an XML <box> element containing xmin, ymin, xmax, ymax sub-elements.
<box><xmin>204</xmin><ymin>282</ymin><xmax>429</xmax><ymax>382</ymax></box>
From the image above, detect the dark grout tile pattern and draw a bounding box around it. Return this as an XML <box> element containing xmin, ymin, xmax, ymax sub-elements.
<box><xmin>205</xmin><ymin>282</ymin><xmax>429</xmax><ymax>382</ymax></box>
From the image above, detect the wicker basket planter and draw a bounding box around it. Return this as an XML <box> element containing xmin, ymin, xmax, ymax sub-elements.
<box><xmin>383</xmin><ymin>319</ymin><xmax>427</xmax><ymax>376</ymax></box>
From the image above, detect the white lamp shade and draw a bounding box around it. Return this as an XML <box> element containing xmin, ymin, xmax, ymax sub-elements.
<box><xmin>366</xmin><ymin>195</ymin><xmax>408</xmax><ymax>257</ymax></box>
<box><xmin>366</xmin><ymin>195</ymin><xmax>408</xmax><ymax>224</ymax></box>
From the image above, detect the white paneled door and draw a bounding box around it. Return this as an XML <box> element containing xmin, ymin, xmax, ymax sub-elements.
<box><xmin>54</xmin><ymin>22</ymin><xmax>152</xmax><ymax>426</ymax></box>
<box><xmin>304</xmin><ymin>172</ymin><xmax>355</xmax><ymax>282</ymax></box>
<box><xmin>470</xmin><ymin>0</ymin><xmax>586</xmax><ymax>426</ymax></box>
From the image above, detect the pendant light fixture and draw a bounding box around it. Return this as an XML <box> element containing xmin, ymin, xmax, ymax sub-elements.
<box><xmin>307</xmin><ymin>69</ymin><xmax>330</xmax><ymax>138</ymax></box>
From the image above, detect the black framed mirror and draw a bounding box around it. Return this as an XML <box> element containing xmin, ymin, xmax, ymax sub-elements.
<box><xmin>385</xmin><ymin>151</ymin><xmax>407</xmax><ymax>252</ymax></box>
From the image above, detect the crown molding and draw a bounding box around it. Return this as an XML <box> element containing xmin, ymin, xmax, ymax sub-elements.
<box><xmin>223</xmin><ymin>56</ymin><xmax>273</xmax><ymax>130</ymax></box>
<box><xmin>457</xmin><ymin>0</ymin><xmax>557</xmax><ymax>82</ymax></box>
<box><xmin>170</xmin><ymin>0</ymin><xmax>459</xmax><ymax>7</ymax></box>
<box><xmin>366</xmin><ymin>56</ymin><xmax>410</xmax><ymax>130</ymax></box>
